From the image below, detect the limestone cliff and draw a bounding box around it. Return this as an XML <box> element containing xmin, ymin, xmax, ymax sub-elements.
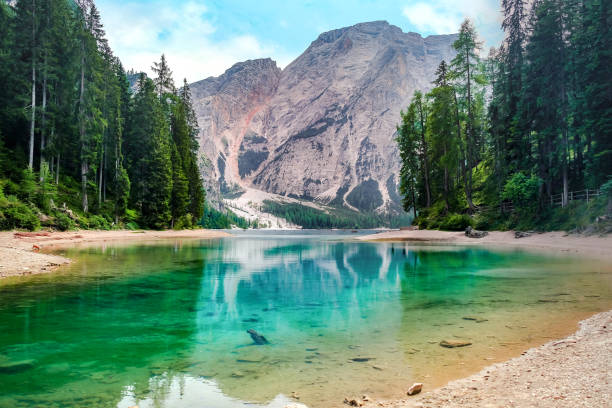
<box><xmin>191</xmin><ymin>21</ymin><xmax>457</xmax><ymax>212</ymax></box>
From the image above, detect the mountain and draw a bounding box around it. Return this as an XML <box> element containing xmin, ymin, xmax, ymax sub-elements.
<box><xmin>190</xmin><ymin>21</ymin><xmax>457</xmax><ymax>213</ymax></box>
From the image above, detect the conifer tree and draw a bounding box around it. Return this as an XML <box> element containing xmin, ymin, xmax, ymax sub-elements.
<box><xmin>125</xmin><ymin>75</ymin><xmax>172</xmax><ymax>229</ymax></box>
<box><xmin>451</xmin><ymin>19</ymin><xmax>485</xmax><ymax>211</ymax></box>
<box><xmin>152</xmin><ymin>54</ymin><xmax>175</xmax><ymax>99</ymax></box>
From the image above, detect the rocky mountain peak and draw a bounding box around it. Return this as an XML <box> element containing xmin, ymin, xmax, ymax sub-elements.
<box><xmin>191</xmin><ymin>22</ymin><xmax>457</xmax><ymax>213</ymax></box>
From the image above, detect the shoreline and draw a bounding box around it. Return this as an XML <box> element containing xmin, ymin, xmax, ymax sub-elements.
<box><xmin>358</xmin><ymin>229</ymin><xmax>612</xmax><ymax>260</ymax></box>
<box><xmin>367</xmin><ymin>309</ymin><xmax>611</xmax><ymax>408</ymax></box>
<box><xmin>354</xmin><ymin>229</ymin><xmax>612</xmax><ymax>408</ymax></box>
<box><xmin>0</xmin><ymin>229</ymin><xmax>231</xmax><ymax>279</ymax></box>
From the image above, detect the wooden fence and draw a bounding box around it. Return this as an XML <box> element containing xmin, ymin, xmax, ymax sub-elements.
<box><xmin>476</xmin><ymin>188</ymin><xmax>602</xmax><ymax>214</ymax></box>
<box><xmin>549</xmin><ymin>189</ymin><xmax>601</xmax><ymax>206</ymax></box>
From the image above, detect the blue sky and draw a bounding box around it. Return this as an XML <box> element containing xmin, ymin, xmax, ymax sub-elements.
<box><xmin>97</xmin><ymin>0</ymin><xmax>503</xmax><ymax>83</ymax></box>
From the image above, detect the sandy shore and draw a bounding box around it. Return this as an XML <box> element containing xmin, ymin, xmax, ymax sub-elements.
<box><xmin>368</xmin><ymin>310</ymin><xmax>611</xmax><ymax>408</ymax></box>
<box><xmin>352</xmin><ymin>229</ymin><xmax>612</xmax><ymax>407</ymax></box>
<box><xmin>358</xmin><ymin>229</ymin><xmax>612</xmax><ymax>260</ymax></box>
<box><xmin>0</xmin><ymin>229</ymin><xmax>230</xmax><ymax>279</ymax></box>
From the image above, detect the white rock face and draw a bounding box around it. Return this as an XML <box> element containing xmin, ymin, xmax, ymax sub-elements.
<box><xmin>191</xmin><ymin>21</ymin><xmax>457</xmax><ymax>212</ymax></box>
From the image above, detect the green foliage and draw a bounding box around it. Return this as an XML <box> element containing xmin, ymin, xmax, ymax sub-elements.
<box><xmin>398</xmin><ymin>4</ymin><xmax>611</xmax><ymax>233</ymax></box>
<box><xmin>262</xmin><ymin>200</ymin><xmax>412</xmax><ymax>229</ymax></box>
<box><xmin>36</xmin><ymin>162</ymin><xmax>56</xmax><ymax>212</ymax></box>
<box><xmin>125</xmin><ymin>221</ymin><xmax>140</xmax><ymax>230</ymax></box>
<box><xmin>439</xmin><ymin>213</ymin><xmax>473</xmax><ymax>231</ymax></box>
<box><xmin>52</xmin><ymin>212</ymin><xmax>75</xmax><ymax>231</ymax></box>
<box><xmin>0</xmin><ymin>195</ymin><xmax>40</xmax><ymax>231</ymax></box>
<box><xmin>501</xmin><ymin>172</ymin><xmax>541</xmax><ymax>212</ymax></box>
<box><xmin>0</xmin><ymin>1</ymin><xmax>205</xmax><ymax>232</ymax></box>
<box><xmin>82</xmin><ymin>214</ymin><xmax>111</xmax><ymax>230</ymax></box>
<box><xmin>19</xmin><ymin>168</ymin><xmax>37</xmax><ymax>203</ymax></box>
<box><xmin>200</xmin><ymin>204</ymin><xmax>256</xmax><ymax>229</ymax></box>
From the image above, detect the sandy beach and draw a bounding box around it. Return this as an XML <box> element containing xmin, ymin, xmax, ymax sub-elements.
<box><xmin>358</xmin><ymin>229</ymin><xmax>612</xmax><ymax>260</ymax></box>
<box><xmin>0</xmin><ymin>229</ymin><xmax>230</xmax><ymax>279</ymax></box>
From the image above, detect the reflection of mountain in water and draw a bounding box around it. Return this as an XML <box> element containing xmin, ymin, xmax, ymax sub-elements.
<box><xmin>194</xmin><ymin>239</ymin><xmax>411</xmax><ymax>337</ymax></box>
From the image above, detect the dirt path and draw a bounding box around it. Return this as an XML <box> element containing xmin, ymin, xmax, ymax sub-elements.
<box><xmin>0</xmin><ymin>229</ymin><xmax>230</xmax><ymax>279</ymax></box>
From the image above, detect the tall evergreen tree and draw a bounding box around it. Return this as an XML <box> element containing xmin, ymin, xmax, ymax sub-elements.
<box><xmin>179</xmin><ymin>79</ymin><xmax>205</xmax><ymax>222</ymax></box>
<box><xmin>125</xmin><ymin>75</ymin><xmax>172</xmax><ymax>229</ymax></box>
<box><xmin>151</xmin><ymin>54</ymin><xmax>175</xmax><ymax>99</ymax></box>
<box><xmin>451</xmin><ymin>19</ymin><xmax>485</xmax><ymax>211</ymax></box>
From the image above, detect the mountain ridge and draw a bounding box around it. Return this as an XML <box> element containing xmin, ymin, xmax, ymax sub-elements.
<box><xmin>191</xmin><ymin>20</ymin><xmax>458</xmax><ymax>213</ymax></box>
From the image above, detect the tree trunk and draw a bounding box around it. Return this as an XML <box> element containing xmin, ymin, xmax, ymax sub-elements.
<box><xmin>39</xmin><ymin>53</ymin><xmax>47</xmax><ymax>181</ymax></box>
<box><xmin>56</xmin><ymin>152</ymin><xmax>60</xmax><ymax>184</ymax></box>
<box><xmin>28</xmin><ymin>0</ymin><xmax>36</xmax><ymax>170</ymax></box>
<box><xmin>443</xmin><ymin>143</ymin><xmax>449</xmax><ymax>211</ymax></box>
<box><xmin>464</xmin><ymin>51</ymin><xmax>475</xmax><ymax>211</ymax></box>
<box><xmin>98</xmin><ymin>145</ymin><xmax>104</xmax><ymax>206</ymax></box>
<box><xmin>79</xmin><ymin>45</ymin><xmax>88</xmax><ymax>212</ymax></box>
<box><xmin>418</xmin><ymin>101</ymin><xmax>431</xmax><ymax>207</ymax></box>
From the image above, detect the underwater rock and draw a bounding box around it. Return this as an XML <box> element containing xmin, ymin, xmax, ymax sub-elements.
<box><xmin>463</xmin><ymin>316</ymin><xmax>488</xmax><ymax>323</ymax></box>
<box><xmin>407</xmin><ymin>382</ymin><xmax>423</xmax><ymax>395</ymax></box>
<box><xmin>343</xmin><ymin>397</ymin><xmax>363</xmax><ymax>406</ymax></box>
<box><xmin>247</xmin><ymin>329</ymin><xmax>269</xmax><ymax>345</ymax></box>
<box><xmin>350</xmin><ymin>357</ymin><xmax>373</xmax><ymax>362</ymax></box>
<box><xmin>439</xmin><ymin>340</ymin><xmax>472</xmax><ymax>348</ymax></box>
<box><xmin>0</xmin><ymin>359</ymin><xmax>35</xmax><ymax>374</ymax></box>
<box><xmin>465</xmin><ymin>226</ymin><xmax>488</xmax><ymax>238</ymax></box>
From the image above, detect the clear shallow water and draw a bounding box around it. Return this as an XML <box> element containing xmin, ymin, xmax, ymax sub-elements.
<box><xmin>0</xmin><ymin>231</ymin><xmax>611</xmax><ymax>408</ymax></box>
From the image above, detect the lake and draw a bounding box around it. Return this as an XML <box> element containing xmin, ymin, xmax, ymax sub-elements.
<box><xmin>0</xmin><ymin>231</ymin><xmax>611</xmax><ymax>408</ymax></box>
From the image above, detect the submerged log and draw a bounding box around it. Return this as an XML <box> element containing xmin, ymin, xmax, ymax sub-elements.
<box><xmin>247</xmin><ymin>329</ymin><xmax>269</xmax><ymax>345</ymax></box>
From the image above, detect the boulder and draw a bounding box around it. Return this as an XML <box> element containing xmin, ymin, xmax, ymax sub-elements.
<box><xmin>407</xmin><ymin>382</ymin><xmax>423</xmax><ymax>395</ymax></box>
<box><xmin>514</xmin><ymin>231</ymin><xmax>531</xmax><ymax>239</ymax></box>
<box><xmin>465</xmin><ymin>226</ymin><xmax>488</xmax><ymax>238</ymax></box>
<box><xmin>439</xmin><ymin>340</ymin><xmax>472</xmax><ymax>348</ymax></box>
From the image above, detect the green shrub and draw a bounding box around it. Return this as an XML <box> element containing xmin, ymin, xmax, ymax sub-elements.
<box><xmin>53</xmin><ymin>212</ymin><xmax>75</xmax><ymax>231</ymax></box>
<box><xmin>473</xmin><ymin>214</ymin><xmax>490</xmax><ymax>230</ymax></box>
<box><xmin>0</xmin><ymin>198</ymin><xmax>40</xmax><ymax>231</ymax></box>
<box><xmin>439</xmin><ymin>213</ymin><xmax>473</xmax><ymax>231</ymax></box>
<box><xmin>174</xmin><ymin>213</ymin><xmax>194</xmax><ymax>230</ymax></box>
<box><xmin>502</xmin><ymin>172</ymin><xmax>541</xmax><ymax>213</ymax></box>
<box><xmin>125</xmin><ymin>221</ymin><xmax>140</xmax><ymax>230</ymax></box>
<box><xmin>85</xmin><ymin>214</ymin><xmax>111</xmax><ymax>230</ymax></box>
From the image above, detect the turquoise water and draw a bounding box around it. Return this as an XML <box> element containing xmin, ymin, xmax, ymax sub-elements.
<box><xmin>0</xmin><ymin>231</ymin><xmax>611</xmax><ymax>408</ymax></box>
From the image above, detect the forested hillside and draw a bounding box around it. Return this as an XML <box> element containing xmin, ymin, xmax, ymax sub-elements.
<box><xmin>397</xmin><ymin>0</ymin><xmax>611</xmax><ymax>232</ymax></box>
<box><xmin>0</xmin><ymin>0</ymin><xmax>206</xmax><ymax>230</ymax></box>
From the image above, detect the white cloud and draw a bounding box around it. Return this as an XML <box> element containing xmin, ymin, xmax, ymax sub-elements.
<box><xmin>402</xmin><ymin>0</ymin><xmax>501</xmax><ymax>46</ymax></box>
<box><xmin>98</xmin><ymin>1</ymin><xmax>294</xmax><ymax>83</ymax></box>
<box><xmin>402</xmin><ymin>3</ymin><xmax>459</xmax><ymax>34</ymax></box>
